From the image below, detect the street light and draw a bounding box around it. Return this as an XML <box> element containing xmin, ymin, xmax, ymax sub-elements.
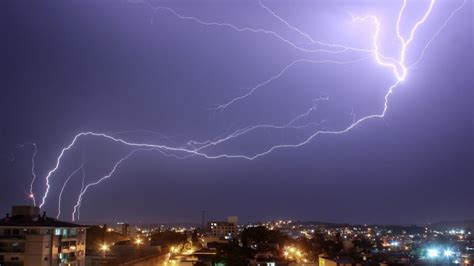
<box><xmin>100</xmin><ymin>243</ymin><xmax>109</xmax><ymax>257</ymax></box>
<box><xmin>443</xmin><ymin>248</ymin><xmax>454</xmax><ymax>257</ymax></box>
<box><xmin>135</xmin><ymin>238</ymin><xmax>143</xmax><ymax>246</ymax></box>
<box><xmin>427</xmin><ymin>248</ymin><xmax>439</xmax><ymax>258</ymax></box>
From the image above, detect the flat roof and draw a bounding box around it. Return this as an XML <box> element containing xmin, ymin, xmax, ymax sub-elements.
<box><xmin>0</xmin><ymin>216</ymin><xmax>87</xmax><ymax>228</ymax></box>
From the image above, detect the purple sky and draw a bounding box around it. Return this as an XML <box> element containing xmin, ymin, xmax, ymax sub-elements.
<box><xmin>1</xmin><ymin>0</ymin><xmax>472</xmax><ymax>225</ymax></box>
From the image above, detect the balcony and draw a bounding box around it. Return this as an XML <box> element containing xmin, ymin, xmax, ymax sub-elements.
<box><xmin>59</xmin><ymin>234</ymin><xmax>77</xmax><ymax>240</ymax></box>
<box><xmin>59</xmin><ymin>252</ymin><xmax>77</xmax><ymax>263</ymax></box>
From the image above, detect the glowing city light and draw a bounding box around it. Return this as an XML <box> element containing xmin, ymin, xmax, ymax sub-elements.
<box><xmin>283</xmin><ymin>246</ymin><xmax>306</xmax><ymax>262</ymax></box>
<box><xmin>100</xmin><ymin>244</ymin><xmax>110</xmax><ymax>252</ymax></box>
<box><xmin>390</xmin><ymin>241</ymin><xmax>400</xmax><ymax>247</ymax></box>
<box><xmin>427</xmin><ymin>248</ymin><xmax>439</xmax><ymax>258</ymax></box>
<box><xmin>443</xmin><ymin>248</ymin><xmax>454</xmax><ymax>257</ymax></box>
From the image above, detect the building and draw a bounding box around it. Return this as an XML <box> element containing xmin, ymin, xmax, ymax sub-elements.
<box><xmin>0</xmin><ymin>205</ymin><xmax>87</xmax><ymax>266</ymax></box>
<box><xmin>118</xmin><ymin>223</ymin><xmax>130</xmax><ymax>237</ymax></box>
<box><xmin>208</xmin><ymin>216</ymin><xmax>238</xmax><ymax>239</ymax></box>
<box><xmin>105</xmin><ymin>222</ymin><xmax>138</xmax><ymax>238</ymax></box>
<box><xmin>318</xmin><ymin>255</ymin><xmax>354</xmax><ymax>266</ymax></box>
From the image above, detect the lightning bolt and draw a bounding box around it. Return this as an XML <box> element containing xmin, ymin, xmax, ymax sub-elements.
<box><xmin>76</xmin><ymin>166</ymin><xmax>86</xmax><ymax>221</ymax></box>
<box><xmin>71</xmin><ymin>147</ymin><xmax>190</xmax><ymax>221</ymax></box>
<box><xmin>193</xmin><ymin>97</ymin><xmax>328</xmax><ymax>150</ymax></box>
<box><xmin>71</xmin><ymin>149</ymin><xmax>148</xmax><ymax>221</ymax></box>
<box><xmin>257</xmin><ymin>0</ymin><xmax>373</xmax><ymax>54</ymax></box>
<box><xmin>28</xmin><ymin>143</ymin><xmax>38</xmax><ymax>206</ymax></box>
<box><xmin>409</xmin><ymin>0</ymin><xmax>467</xmax><ymax>69</ymax></box>
<box><xmin>57</xmin><ymin>163</ymin><xmax>84</xmax><ymax>219</ymax></box>
<box><xmin>397</xmin><ymin>0</ymin><xmax>436</xmax><ymax>81</ymax></box>
<box><xmin>133</xmin><ymin>0</ymin><xmax>372</xmax><ymax>54</ymax></box>
<box><xmin>214</xmin><ymin>58</ymin><xmax>367</xmax><ymax>111</ymax></box>
<box><xmin>30</xmin><ymin>0</ymin><xmax>467</xmax><ymax>219</ymax></box>
<box><xmin>18</xmin><ymin>142</ymin><xmax>38</xmax><ymax>206</ymax></box>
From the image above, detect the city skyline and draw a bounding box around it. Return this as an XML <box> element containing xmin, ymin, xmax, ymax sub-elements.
<box><xmin>1</xmin><ymin>0</ymin><xmax>473</xmax><ymax>225</ymax></box>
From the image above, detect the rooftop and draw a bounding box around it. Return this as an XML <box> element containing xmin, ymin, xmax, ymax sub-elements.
<box><xmin>0</xmin><ymin>205</ymin><xmax>86</xmax><ymax>228</ymax></box>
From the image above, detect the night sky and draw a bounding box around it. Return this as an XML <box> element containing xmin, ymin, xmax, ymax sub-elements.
<box><xmin>1</xmin><ymin>0</ymin><xmax>472</xmax><ymax>225</ymax></box>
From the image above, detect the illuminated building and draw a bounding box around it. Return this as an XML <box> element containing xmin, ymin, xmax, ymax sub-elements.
<box><xmin>111</xmin><ymin>222</ymin><xmax>136</xmax><ymax>237</ymax></box>
<box><xmin>208</xmin><ymin>216</ymin><xmax>238</xmax><ymax>239</ymax></box>
<box><xmin>0</xmin><ymin>205</ymin><xmax>86</xmax><ymax>266</ymax></box>
<box><xmin>319</xmin><ymin>255</ymin><xmax>354</xmax><ymax>266</ymax></box>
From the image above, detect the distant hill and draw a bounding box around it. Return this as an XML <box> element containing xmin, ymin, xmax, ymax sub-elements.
<box><xmin>427</xmin><ymin>220</ymin><xmax>474</xmax><ymax>230</ymax></box>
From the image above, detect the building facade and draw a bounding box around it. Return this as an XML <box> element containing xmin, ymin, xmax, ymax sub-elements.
<box><xmin>0</xmin><ymin>205</ymin><xmax>87</xmax><ymax>266</ymax></box>
<box><xmin>208</xmin><ymin>216</ymin><xmax>238</xmax><ymax>239</ymax></box>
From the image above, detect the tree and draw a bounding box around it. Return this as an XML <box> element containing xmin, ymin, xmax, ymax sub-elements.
<box><xmin>150</xmin><ymin>230</ymin><xmax>187</xmax><ymax>247</ymax></box>
<box><xmin>353</xmin><ymin>237</ymin><xmax>372</xmax><ymax>252</ymax></box>
<box><xmin>213</xmin><ymin>242</ymin><xmax>252</xmax><ymax>266</ymax></box>
<box><xmin>241</xmin><ymin>226</ymin><xmax>289</xmax><ymax>251</ymax></box>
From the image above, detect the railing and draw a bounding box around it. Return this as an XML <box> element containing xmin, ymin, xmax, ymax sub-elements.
<box><xmin>59</xmin><ymin>253</ymin><xmax>77</xmax><ymax>263</ymax></box>
<box><xmin>59</xmin><ymin>234</ymin><xmax>77</xmax><ymax>239</ymax></box>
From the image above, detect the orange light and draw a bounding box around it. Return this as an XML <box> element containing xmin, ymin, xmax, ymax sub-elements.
<box><xmin>100</xmin><ymin>244</ymin><xmax>109</xmax><ymax>252</ymax></box>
